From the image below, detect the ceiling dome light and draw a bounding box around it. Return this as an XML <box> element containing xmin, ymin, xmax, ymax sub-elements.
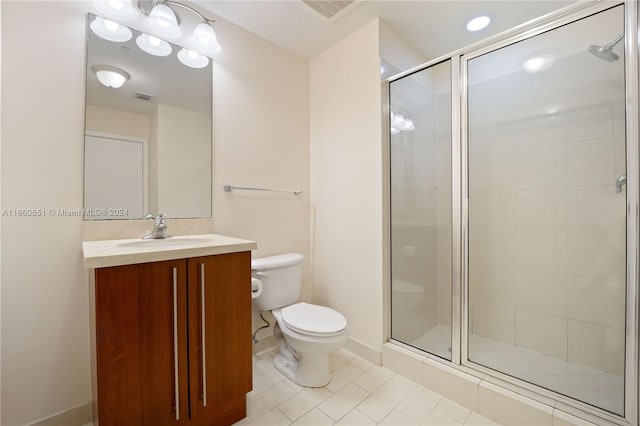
<box><xmin>392</xmin><ymin>113</ymin><xmax>406</xmax><ymax>127</ymax></box>
<box><xmin>93</xmin><ymin>65</ymin><xmax>130</xmax><ymax>88</ymax></box>
<box><xmin>92</xmin><ymin>0</ymin><xmax>139</xmax><ymax>22</ymax></box>
<box><xmin>177</xmin><ymin>48</ymin><xmax>209</xmax><ymax>69</ymax></box>
<box><xmin>145</xmin><ymin>4</ymin><xmax>182</xmax><ymax>39</ymax></box>
<box><xmin>401</xmin><ymin>118</ymin><xmax>415</xmax><ymax>131</ymax></box>
<box><xmin>191</xmin><ymin>22</ymin><xmax>221</xmax><ymax>55</ymax></box>
<box><xmin>136</xmin><ymin>33</ymin><xmax>172</xmax><ymax>57</ymax></box>
<box><xmin>522</xmin><ymin>54</ymin><xmax>556</xmax><ymax>74</ymax></box>
<box><xmin>466</xmin><ymin>16</ymin><xmax>491</xmax><ymax>32</ymax></box>
<box><xmin>90</xmin><ymin>16</ymin><xmax>132</xmax><ymax>42</ymax></box>
<box><xmin>390</xmin><ymin>127</ymin><xmax>400</xmax><ymax>135</ymax></box>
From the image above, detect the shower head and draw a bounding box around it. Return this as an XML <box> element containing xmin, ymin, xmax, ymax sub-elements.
<box><xmin>588</xmin><ymin>33</ymin><xmax>624</xmax><ymax>62</ymax></box>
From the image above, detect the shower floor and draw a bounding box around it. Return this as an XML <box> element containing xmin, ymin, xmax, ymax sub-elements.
<box><xmin>413</xmin><ymin>325</ymin><xmax>624</xmax><ymax>415</ymax></box>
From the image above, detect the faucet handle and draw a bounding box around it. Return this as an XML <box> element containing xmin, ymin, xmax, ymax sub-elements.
<box><xmin>145</xmin><ymin>214</ymin><xmax>155</xmax><ymax>220</ymax></box>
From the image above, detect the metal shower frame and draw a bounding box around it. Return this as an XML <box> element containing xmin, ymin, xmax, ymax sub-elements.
<box><xmin>383</xmin><ymin>1</ymin><xmax>639</xmax><ymax>424</ymax></box>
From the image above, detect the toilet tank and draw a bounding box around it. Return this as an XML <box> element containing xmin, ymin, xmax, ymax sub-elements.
<box><xmin>251</xmin><ymin>253</ymin><xmax>303</xmax><ymax>312</ymax></box>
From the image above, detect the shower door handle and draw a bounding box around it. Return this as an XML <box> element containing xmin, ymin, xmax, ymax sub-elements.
<box><xmin>616</xmin><ymin>174</ymin><xmax>626</xmax><ymax>193</ymax></box>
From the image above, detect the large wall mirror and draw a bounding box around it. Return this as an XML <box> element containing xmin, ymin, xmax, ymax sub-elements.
<box><xmin>84</xmin><ymin>13</ymin><xmax>212</xmax><ymax>220</ymax></box>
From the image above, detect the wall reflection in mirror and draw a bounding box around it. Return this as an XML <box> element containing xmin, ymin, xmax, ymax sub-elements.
<box><xmin>84</xmin><ymin>13</ymin><xmax>212</xmax><ymax>220</ymax></box>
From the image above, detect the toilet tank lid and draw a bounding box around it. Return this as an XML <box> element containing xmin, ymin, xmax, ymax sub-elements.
<box><xmin>251</xmin><ymin>253</ymin><xmax>304</xmax><ymax>270</ymax></box>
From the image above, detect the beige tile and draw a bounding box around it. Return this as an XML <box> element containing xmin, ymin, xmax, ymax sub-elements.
<box><xmin>330</xmin><ymin>348</ymin><xmax>357</xmax><ymax>371</ymax></box>
<box><xmin>514</xmin><ymin>227</ymin><xmax>567</xmax><ymax>274</ymax></box>
<box><xmin>353</xmin><ymin>365</ymin><xmax>394</xmax><ymax>392</ymax></box>
<box><xmin>421</xmin><ymin>359</ymin><xmax>480</xmax><ymax>411</ymax></box>
<box><xmin>515</xmin><ymin>270</ymin><xmax>567</xmax><ymax>318</ymax></box>
<box><xmin>567</xmin><ymin>320</ymin><xmax>625</xmax><ymax>375</ymax></box>
<box><xmin>478</xmin><ymin>381</ymin><xmax>552</xmax><ymax>425</ymax></box>
<box><xmin>468</xmin><ymin>224</ymin><xmax>517</xmax><ymax>268</ymax></box>
<box><xmin>292</xmin><ymin>408</ymin><xmax>334</xmax><ymax>426</ymax></box>
<box><xmin>515</xmin><ymin>310</ymin><xmax>567</xmax><ymax>359</ymax></box>
<box><xmin>382</xmin><ymin>343</ymin><xmax>426</xmax><ymax>382</ymax></box>
<box><xmin>434</xmin><ymin>398</ymin><xmax>472</xmax><ymax>423</ymax></box>
<box><xmin>252</xmin><ymin>408</ymin><xmax>292</xmax><ymax>425</ymax></box>
<box><xmin>566</xmin><ymin>185</ymin><xmax>625</xmax><ymax>233</ymax></box>
<box><xmin>464</xmin><ymin>412</ymin><xmax>502</xmax><ymax>425</ymax></box>
<box><xmin>318</xmin><ymin>383</ymin><xmax>370</xmax><ymax>421</ymax></box>
<box><xmin>278</xmin><ymin>387</ymin><xmax>332</xmax><ymax>421</ymax></box>
<box><xmin>566</xmin><ymin>230</ymin><xmax>625</xmax><ymax>283</ymax></box>
<box><xmin>326</xmin><ymin>362</ymin><xmax>365</xmax><ymax>393</ymax></box>
<box><xmin>387</xmin><ymin>373</ymin><xmax>419</xmax><ymax>393</ymax></box>
<box><xmin>253</xmin><ymin>367</ymin><xmax>286</xmax><ymax>393</ymax></box>
<box><xmin>335</xmin><ymin>409</ymin><xmax>376</xmax><ymax>425</ymax></box>
<box><xmin>232</xmin><ymin>417</ymin><xmax>253</xmax><ymax>426</ymax></box>
<box><xmin>567</xmin><ymin>277</ymin><xmax>625</xmax><ymax>329</ymax></box>
<box><xmin>470</xmin><ymin>300</ymin><xmax>515</xmax><ymax>345</ymax></box>
<box><xmin>422</xmin><ymin>409</ymin><xmax>465</xmax><ymax>425</ymax></box>
<box><xmin>395</xmin><ymin>384</ymin><xmax>442</xmax><ymax>422</ymax></box>
<box><xmin>565</xmin><ymin>139</ymin><xmax>614</xmax><ymax>187</ymax></box>
<box><xmin>379</xmin><ymin>409</ymin><xmax>420</xmax><ymax>425</ymax></box>
<box><xmin>357</xmin><ymin>379</ymin><xmax>414</xmax><ymax>422</ymax></box>
<box><xmin>350</xmin><ymin>356</ymin><xmax>375</xmax><ymax>372</ymax></box>
<box><xmin>248</xmin><ymin>381</ymin><xmax>298</xmax><ymax>419</ymax></box>
<box><xmin>469</xmin><ymin>262</ymin><xmax>517</xmax><ymax>307</ymax></box>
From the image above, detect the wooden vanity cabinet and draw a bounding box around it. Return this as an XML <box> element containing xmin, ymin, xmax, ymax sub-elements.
<box><xmin>94</xmin><ymin>251</ymin><xmax>252</xmax><ymax>426</ymax></box>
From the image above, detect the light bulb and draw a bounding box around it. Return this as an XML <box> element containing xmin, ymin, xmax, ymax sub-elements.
<box><xmin>392</xmin><ymin>113</ymin><xmax>405</xmax><ymax>127</ymax></box>
<box><xmin>177</xmin><ymin>48</ymin><xmax>209</xmax><ymax>69</ymax></box>
<box><xmin>90</xmin><ymin>16</ymin><xmax>132</xmax><ymax>42</ymax></box>
<box><xmin>402</xmin><ymin>119</ymin><xmax>415</xmax><ymax>131</ymax></box>
<box><xmin>136</xmin><ymin>33</ymin><xmax>172</xmax><ymax>57</ymax></box>
<box><xmin>145</xmin><ymin>4</ymin><xmax>182</xmax><ymax>39</ymax></box>
<box><xmin>108</xmin><ymin>0</ymin><xmax>124</xmax><ymax>10</ymax></box>
<box><xmin>92</xmin><ymin>0</ymin><xmax>138</xmax><ymax>21</ymax></box>
<box><xmin>390</xmin><ymin>127</ymin><xmax>400</xmax><ymax>135</ymax></box>
<box><xmin>191</xmin><ymin>23</ymin><xmax>221</xmax><ymax>55</ymax></box>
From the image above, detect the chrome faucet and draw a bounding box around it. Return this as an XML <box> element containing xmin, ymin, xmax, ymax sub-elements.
<box><xmin>143</xmin><ymin>213</ymin><xmax>172</xmax><ymax>239</ymax></box>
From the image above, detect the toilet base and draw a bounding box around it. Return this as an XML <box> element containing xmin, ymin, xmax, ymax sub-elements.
<box><xmin>273</xmin><ymin>352</ymin><xmax>330</xmax><ymax>388</ymax></box>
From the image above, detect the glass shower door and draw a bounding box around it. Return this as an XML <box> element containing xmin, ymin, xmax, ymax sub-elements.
<box><xmin>466</xmin><ymin>5</ymin><xmax>626</xmax><ymax>415</ymax></box>
<box><xmin>389</xmin><ymin>60</ymin><xmax>452</xmax><ymax>360</ymax></box>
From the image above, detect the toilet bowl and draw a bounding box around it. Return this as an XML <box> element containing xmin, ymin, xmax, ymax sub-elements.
<box><xmin>251</xmin><ymin>254</ymin><xmax>349</xmax><ymax>387</ymax></box>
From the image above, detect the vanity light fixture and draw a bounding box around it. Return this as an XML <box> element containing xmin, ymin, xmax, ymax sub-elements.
<box><xmin>136</xmin><ymin>33</ymin><xmax>172</xmax><ymax>56</ymax></box>
<box><xmin>93</xmin><ymin>65</ymin><xmax>130</xmax><ymax>88</ymax></box>
<box><xmin>145</xmin><ymin>3</ymin><xmax>182</xmax><ymax>39</ymax></box>
<box><xmin>93</xmin><ymin>0</ymin><xmax>222</xmax><ymax>60</ymax></box>
<box><xmin>177</xmin><ymin>48</ymin><xmax>209</xmax><ymax>69</ymax></box>
<box><xmin>466</xmin><ymin>15</ymin><xmax>491</xmax><ymax>32</ymax></box>
<box><xmin>93</xmin><ymin>0</ymin><xmax>139</xmax><ymax>22</ymax></box>
<box><xmin>90</xmin><ymin>16</ymin><xmax>133</xmax><ymax>42</ymax></box>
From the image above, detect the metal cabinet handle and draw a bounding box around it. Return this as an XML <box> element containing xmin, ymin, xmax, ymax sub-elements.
<box><xmin>172</xmin><ymin>267</ymin><xmax>180</xmax><ymax>420</ymax></box>
<box><xmin>200</xmin><ymin>263</ymin><xmax>207</xmax><ymax>407</ymax></box>
<box><xmin>616</xmin><ymin>174</ymin><xmax>627</xmax><ymax>193</ymax></box>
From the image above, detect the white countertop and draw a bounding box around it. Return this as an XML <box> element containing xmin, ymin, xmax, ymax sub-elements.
<box><xmin>83</xmin><ymin>233</ymin><xmax>257</xmax><ymax>269</ymax></box>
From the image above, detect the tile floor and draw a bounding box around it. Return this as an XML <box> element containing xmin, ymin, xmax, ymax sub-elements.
<box><xmin>236</xmin><ymin>348</ymin><xmax>501</xmax><ymax>425</ymax></box>
<box><xmin>414</xmin><ymin>325</ymin><xmax>624</xmax><ymax>415</ymax></box>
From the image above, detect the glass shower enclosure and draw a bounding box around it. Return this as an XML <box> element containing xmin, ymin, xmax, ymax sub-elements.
<box><xmin>388</xmin><ymin>1</ymin><xmax>638</xmax><ymax>423</ymax></box>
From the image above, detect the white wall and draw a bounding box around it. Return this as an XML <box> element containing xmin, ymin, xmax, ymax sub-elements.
<box><xmin>85</xmin><ymin>104</ymin><xmax>150</xmax><ymax>140</ymax></box>
<box><xmin>154</xmin><ymin>103</ymin><xmax>211</xmax><ymax>218</ymax></box>
<box><xmin>309</xmin><ymin>19</ymin><xmax>383</xmax><ymax>356</ymax></box>
<box><xmin>1</xmin><ymin>2</ymin><xmax>90</xmax><ymax>425</ymax></box>
<box><xmin>1</xmin><ymin>1</ymin><xmax>310</xmax><ymax>424</ymax></box>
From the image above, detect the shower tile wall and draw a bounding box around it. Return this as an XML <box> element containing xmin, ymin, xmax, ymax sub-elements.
<box><xmin>468</xmin><ymin>51</ymin><xmax>626</xmax><ymax>375</ymax></box>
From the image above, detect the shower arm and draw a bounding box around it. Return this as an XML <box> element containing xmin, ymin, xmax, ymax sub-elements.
<box><xmin>606</xmin><ymin>34</ymin><xmax>624</xmax><ymax>50</ymax></box>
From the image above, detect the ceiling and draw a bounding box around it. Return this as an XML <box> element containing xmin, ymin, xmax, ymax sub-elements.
<box><xmin>194</xmin><ymin>0</ymin><xmax>575</xmax><ymax>60</ymax></box>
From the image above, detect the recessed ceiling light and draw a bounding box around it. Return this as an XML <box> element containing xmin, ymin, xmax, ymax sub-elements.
<box><xmin>522</xmin><ymin>54</ymin><xmax>556</xmax><ymax>74</ymax></box>
<box><xmin>466</xmin><ymin>16</ymin><xmax>491</xmax><ymax>32</ymax></box>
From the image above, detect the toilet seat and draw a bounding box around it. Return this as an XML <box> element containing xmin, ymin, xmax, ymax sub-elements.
<box><xmin>281</xmin><ymin>302</ymin><xmax>347</xmax><ymax>337</ymax></box>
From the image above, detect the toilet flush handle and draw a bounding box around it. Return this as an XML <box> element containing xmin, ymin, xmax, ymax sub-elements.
<box><xmin>254</xmin><ymin>271</ymin><xmax>269</xmax><ymax>278</ymax></box>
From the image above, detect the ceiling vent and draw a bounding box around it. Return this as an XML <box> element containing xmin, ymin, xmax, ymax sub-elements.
<box><xmin>301</xmin><ymin>0</ymin><xmax>365</xmax><ymax>23</ymax></box>
<box><xmin>134</xmin><ymin>92</ymin><xmax>154</xmax><ymax>102</ymax></box>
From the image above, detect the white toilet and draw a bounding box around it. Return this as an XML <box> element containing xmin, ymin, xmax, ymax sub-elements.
<box><xmin>251</xmin><ymin>253</ymin><xmax>349</xmax><ymax>387</ymax></box>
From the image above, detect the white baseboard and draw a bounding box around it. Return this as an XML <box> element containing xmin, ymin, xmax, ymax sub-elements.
<box><xmin>28</xmin><ymin>402</ymin><xmax>92</xmax><ymax>426</ymax></box>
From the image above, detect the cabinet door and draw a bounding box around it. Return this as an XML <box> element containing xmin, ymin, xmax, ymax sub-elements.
<box><xmin>188</xmin><ymin>252</ymin><xmax>252</xmax><ymax>425</ymax></box>
<box><xmin>95</xmin><ymin>260</ymin><xmax>189</xmax><ymax>426</ymax></box>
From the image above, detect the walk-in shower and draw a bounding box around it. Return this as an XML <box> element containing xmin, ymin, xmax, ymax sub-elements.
<box><xmin>387</xmin><ymin>1</ymin><xmax>638</xmax><ymax>424</ymax></box>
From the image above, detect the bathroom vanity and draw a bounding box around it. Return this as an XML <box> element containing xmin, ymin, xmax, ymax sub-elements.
<box><xmin>83</xmin><ymin>234</ymin><xmax>257</xmax><ymax>426</ymax></box>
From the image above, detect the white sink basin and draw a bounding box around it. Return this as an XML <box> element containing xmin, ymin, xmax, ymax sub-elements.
<box><xmin>118</xmin><ymin>237</ymin><xmax>212</xmax><ymax>249</ymax></box>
